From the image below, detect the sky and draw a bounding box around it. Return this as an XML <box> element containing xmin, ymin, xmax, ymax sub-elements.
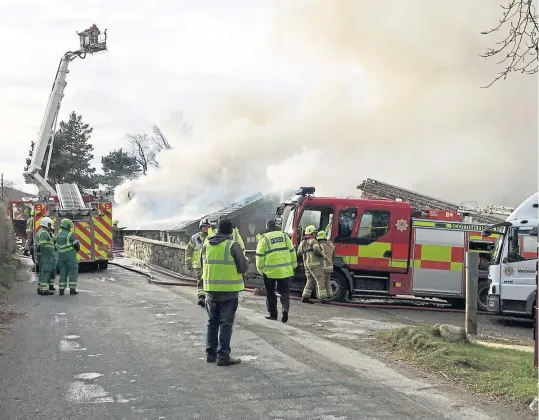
<box><xmin>0</xmin><ymin>0</ymin><xmax>537</xmax><ymax>227</ymax></box>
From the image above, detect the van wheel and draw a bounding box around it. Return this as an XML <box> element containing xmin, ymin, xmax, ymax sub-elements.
<box><xmin>477</xmin><ymin>281</ymin><xmax>489</xmax><ymax>312</ymax></box>
<box><xmin>329</xmin><ymin>272</ymin><xmax>348</xmax><ymax>302</ymax></box>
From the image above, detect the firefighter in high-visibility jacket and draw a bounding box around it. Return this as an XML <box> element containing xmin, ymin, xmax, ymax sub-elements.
<box><xmin>36</xmin><ymin>217</ymin><xmax>56</xmax><ymax>295</ymax></box>
<box><xmin>232</xmin><ymin>226</ymin><xmax>246</xmax><ymax>255</ymax></box>
<box><xmin>186</xmin><ymin>218</ymin><xmax>211</xmax><ymax>307</ymax></box>
<box><xmin>316</xmin><ymin>230</ymin><xmax>335</xmax><ymax>299</ymax></box>
<box><xmin>256</xmin><ymin>219</ymin><xmax>297</xmax><ymax>323</ymax></box>
<box><xmin>56</xmin><ymin>218</ymin><xmax>81</xmax><ymax>295</ymax></box>
<box><xmin>298</xmin><ymin>225</ymin><xmax>327</xmax><ymax>303</ymax></box>
<box><xmin>202</xmin><ymin>218</ymin><xmax>248</xmax><ymax>366</ymax></box>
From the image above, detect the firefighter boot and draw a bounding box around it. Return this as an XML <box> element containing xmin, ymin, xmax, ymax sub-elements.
<box><xmin>197</xmin><ymin>295</ymin><xmax>205</xmax><ymax>307</ymax></box>
<box><xmin>301</xmin><ymin>297</ymin><xmax>314</xmax><ymax>304</ymax></box>
<box><xmin>281</xmin><ymin>311</ymin><xmax>289</xmax><ymax>323</ymax></box>
<box><xmin>70</xmin><ymin>289</ymin><xmax>79</xmax><ymax>295</ymax></box>
<box><xmin>39</xmin><ymin>289</ymin><xmax>54</xmax><ymax>296</ymax></box>
<box><xmin>59</xmin><ymin>289</ymin><xmax>65</xmax><ymax>296</ymax></box>
<box><xmin>49</xmin><ymin>285</ymin><xmax>56</xmax><ymax>291</ymax></box>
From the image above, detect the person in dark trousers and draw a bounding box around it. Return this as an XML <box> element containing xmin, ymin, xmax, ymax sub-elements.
<box><xmin>256</xmin><ymin>219</ymin><xmax>297</xmax><ymax>323</ymax></box>
<box><xmin>201</xmin><ymin>218</ymin><xmax>248</xmax><ymax>366</ymax></box>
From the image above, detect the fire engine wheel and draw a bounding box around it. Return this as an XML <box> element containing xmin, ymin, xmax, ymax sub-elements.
<box><xmin>477</xmin><ymin>281</ymin><xmax>489</xmax><ymax>312</ymax></box>
<box><xmin>328</xmin><ymin>272</ymin><xmax>348</xmax><ymax>302</ymax></box>
<box><xmin>97</xmin><ymin>261</ymin><xmax>108</xmax><ymax>270</ymax></box>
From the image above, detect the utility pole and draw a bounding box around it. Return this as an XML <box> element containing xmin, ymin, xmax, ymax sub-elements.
<box><xmin>465</xmin><ymin>252</ymin><xmax>479</xmax><ymax>336</ymax></box>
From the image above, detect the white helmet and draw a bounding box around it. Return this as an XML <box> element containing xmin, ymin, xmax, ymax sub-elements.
<box><xmin>40</xmin><ymin>217</ymin><xmax>54</xmax><ymax>229</ymax></box>
<box><xmin>199</xmin><ymin>218</ymin><xmax>211</xmax><ymax>228</ymax></box>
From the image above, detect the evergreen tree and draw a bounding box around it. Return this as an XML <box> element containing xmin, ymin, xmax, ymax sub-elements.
<box><xmin>100</xmin><ymin>148</ymin><xmax>142</xmax><ymax>188</ymax></box>
<box><xmin>45</xmin><ymin>111</ymin><xmax>98</xmax><ymax>188</ymax></box>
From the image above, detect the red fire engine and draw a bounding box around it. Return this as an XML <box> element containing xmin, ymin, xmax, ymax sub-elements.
<box><xmin>276</xmin><ymin>187</ymin><xmax>501</xmax><ymax>309</ymax></box>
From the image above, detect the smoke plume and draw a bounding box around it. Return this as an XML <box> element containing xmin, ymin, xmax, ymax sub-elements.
<box><xmin>114</xmin><ymin>0</ymin><xmax>538</xmax><ymax>228</ymax></box>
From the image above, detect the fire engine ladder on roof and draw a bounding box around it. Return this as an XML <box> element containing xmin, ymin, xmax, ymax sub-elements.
<box><xmin>56</xmin><ymin>183</ymin><xmax>86</xmax><ymax>209</ymax></box>
<box><xmin>357</xmin><ymin>178</ymin><xmax>504</xmax><ymax>224</ymax></box>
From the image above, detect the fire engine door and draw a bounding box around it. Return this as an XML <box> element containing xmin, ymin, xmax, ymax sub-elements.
<box><xmin>334</xmin><ymin>206</ymin><xmax>359</xmax><ymax>264</ymax></box>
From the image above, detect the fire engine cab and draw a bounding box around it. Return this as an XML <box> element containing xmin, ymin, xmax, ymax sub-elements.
<box><xmin>275</xmin><ymin>187</ymin><xmax>499</xmax><ymax>309</ymax></box>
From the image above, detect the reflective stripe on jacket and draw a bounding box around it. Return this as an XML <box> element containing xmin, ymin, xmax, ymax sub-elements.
<box><xmin>320</xmin><ymin>241</ymin><xmax>335</xmax><ymax>272</ymax></box>
<box><xmin>233</xmin><ymin>228</ymin><xmax>246</xmax><ymax>254</ymax></box>
<box><xmin>56</xmin><ymin>230</ymin><xmax>77</xmax><ymax>252</ymax></box>
<box><xmin>202</xmin><ymin>239</ymin><xmax>244</xmax><ymax>292</ymax></box>
<box><xmin>298</xmin><ymin>237</ymin><xmax>324</xmax><ymax>268</ymax></box>
<box><xmin>26</xmin><ymin>217</ymin><xmax>34</xmax><ymax>233</ymax></box>
<box><xmin>256</xmin><ymin>231</ymin><xmax>297</xmax><ymax>279</ymax></box>
<box><xmin>185</xmin><ymin>231</ymin><xmax>207</xmax><ymax>269</ymax></box>
<box><xmin>37</xmin><ymin>229</ymin><xmax>54</xmax><ymax>248</ymax></box>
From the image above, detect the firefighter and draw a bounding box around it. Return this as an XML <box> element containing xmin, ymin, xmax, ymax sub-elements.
<box><xmin>23</xmin><ymin>209</ymin><xmax>34</xmax><ymax>257</ymax></box>
<box><xmin>186</xmin><ymin>218</ymin><xmax>211</xmax><ymax>307</ymax></box>
<box><xmin>256</xmin><ymin>219</ymin><xmax>297</xmax><ymax>323</ymax></box>
<box><xmin>316</xmin><ymin>230</ymin><xmax>335</xmax><ymax>299</ymax></box>
<box><xmin>36</xmin><ymin>217</ymin><xmax>55</xmax><ymax>296</ymax></box>
<box><xmin>298</xmin><ymin>225</ymin><xmax>327</xmax><ymax>303</ymax></box>
<box><xmin>232</xmin><ymin>226</ymin><xmax>246</xmax><ymax>255</ymax></box>
<box><xmin>49</xmin><ymin>229</ymin><xmax>57</xmax><ymax>289</ymax></box>
<box><xmin>56</xmin><ymin>218</ymin><xmax>81</xmax><ymax>295</ymax></box>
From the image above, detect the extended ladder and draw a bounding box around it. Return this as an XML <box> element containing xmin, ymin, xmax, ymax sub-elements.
<box><xmin>357</xmin><ymin>178</ymin><xmax>504</xmax><ymax>224</ymax></box>
<box><xmin>56</xmin><ymin>183</ymin><xmax>86</xmax><ymax>209</ymax></box>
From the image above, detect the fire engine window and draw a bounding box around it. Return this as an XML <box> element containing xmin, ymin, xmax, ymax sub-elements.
<box><xmin>299</xmin><ymin>207</ymin><xmax>333</xmax><ymax>233</ymax></box>
<box><xmin>357</xmin><ymin>210</ymin><xmax>390</xmax><ymax>240</ymax></box>
<box><xmin>337</xmin><ymin>208</ymin><xmax>357</xmax><ymax>239</ymax></box>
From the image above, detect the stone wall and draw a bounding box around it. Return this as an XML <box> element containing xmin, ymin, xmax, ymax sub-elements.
<box><xmin>123</xmin><ymin>235</ymin><xmax>263</xmax><ymax>286</ymax></box>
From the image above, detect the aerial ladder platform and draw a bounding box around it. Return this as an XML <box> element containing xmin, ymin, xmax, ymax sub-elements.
<box><xmin>357</xmin><ymin>178</ymin><xmax>511</xmax><ymax>225</ymax></box>
<box><xmin>21</xmin><ymin>24</ymin><xmax>113</xmax><ymax>270</ymax></box>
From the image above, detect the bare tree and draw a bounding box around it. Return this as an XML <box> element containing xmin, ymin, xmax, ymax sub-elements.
<box><xmin>150</xmin><ymin>113</ymin><xmax>191</xmax><ymax>152</ymax></box>
<box><xmin>151</xmin><ymin>125</ymin><xmax>171</xmax><ymax>152</ymax></box>
<box><xmin>481</xmin><ymin>0</ymin><xmax>539</xmax><ymax>88</ymax></box>
<box><xmin>126</xmin><ymin>133</ymin><xmax>158</xmax><ymax>175</ymax></box>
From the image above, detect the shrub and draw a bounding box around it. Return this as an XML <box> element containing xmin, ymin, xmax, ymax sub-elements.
<box><xmin>0</xmin><ymin>204</ymin><xmax>16</xmax><ymax>294</ymax></box>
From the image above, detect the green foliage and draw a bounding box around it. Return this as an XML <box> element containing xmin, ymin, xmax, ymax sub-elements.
<box><xmin>43</xmin><ymin>111</ymin><xmax>98</xmax><ymax>188</ymax></box>
<box><xmin>100</xmin><ymin>148</ymin><xmax>142</xmax><ymax>188</ymax></box>
<box><xmin>0</xmin><ymin>203</ymin><xmax>16</xmax><ymax>295</ymax></box>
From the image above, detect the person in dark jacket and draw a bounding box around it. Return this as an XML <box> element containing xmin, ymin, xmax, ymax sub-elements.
<box><xmin>201</xmin><ymin>218</ymin><xmax>249</xmax><ymax>366</ymax></box>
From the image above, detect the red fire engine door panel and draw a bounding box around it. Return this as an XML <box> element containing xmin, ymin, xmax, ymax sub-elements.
<box><xmin>334</xmin><ymin>203</ymin><xmax>410</xmax><ymax>273</ymax></box>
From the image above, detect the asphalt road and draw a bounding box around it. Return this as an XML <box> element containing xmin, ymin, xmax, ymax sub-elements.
<box><xmin>0</xmin><ymin>262</ymin><xmax>531</xmax><ymax>420</ymax></box>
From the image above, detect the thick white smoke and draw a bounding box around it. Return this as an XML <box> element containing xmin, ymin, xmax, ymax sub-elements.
<box><xmin>115</xmin><ymin>0</ymin><xmax>538</xmax><ymax>228</ymax></box>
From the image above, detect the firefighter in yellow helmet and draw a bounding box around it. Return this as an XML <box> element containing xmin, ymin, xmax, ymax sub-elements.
<box><xmin>298</xmin><ymin>225</ymin><xmax>327</xmax><ymax>303</ymax></box>
<box><xmin>186</xmin><ymin>218</ymin><xmax>211</xmax><ymax>307</ymax></box>
<box><xmin>316</xmin><ymin>230</ymin><xmax>335</xmax><ymax>299</ymax></box>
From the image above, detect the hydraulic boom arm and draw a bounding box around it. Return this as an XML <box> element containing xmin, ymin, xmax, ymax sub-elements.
<box><xmin>23</xmin><ymin>24</ymin><xmax>107</xmax><ymax>197</ymax></box>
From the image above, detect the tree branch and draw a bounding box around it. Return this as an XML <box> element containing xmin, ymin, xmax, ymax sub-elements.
<box><xmin>481</xmin><ymin>0</ymin><xmax>538</xmax><ymax>88</ymax></box>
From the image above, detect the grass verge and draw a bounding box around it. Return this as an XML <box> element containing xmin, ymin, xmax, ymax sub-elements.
<box><xmin>0</xmin><ymin>257</ymin><xmax>17</xmax><ymax>297</ymax></box>
<box><xmin>374</xmin><ymin>326</ymin><xmax>538</xmax><ymax>407</ymax></box>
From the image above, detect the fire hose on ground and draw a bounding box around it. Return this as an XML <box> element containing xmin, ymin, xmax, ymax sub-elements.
<box><xmin>109</xmin><ymin>260</ymin><xmax>473</xmax><ymax>314</ymax></box>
